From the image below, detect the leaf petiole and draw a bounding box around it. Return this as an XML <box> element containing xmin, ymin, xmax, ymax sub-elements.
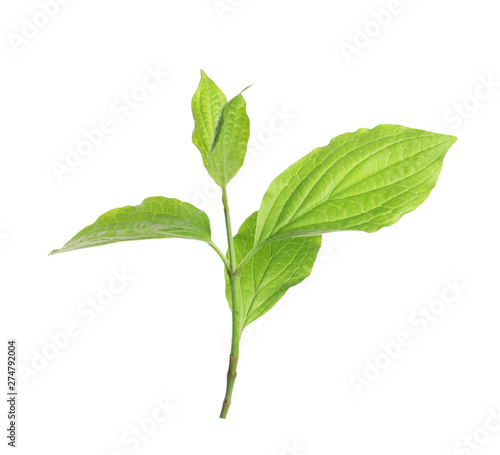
<box><xmin>207</xmin><ymin>241</ymin><xmax>231</xmax><ymax>271</ymax></box>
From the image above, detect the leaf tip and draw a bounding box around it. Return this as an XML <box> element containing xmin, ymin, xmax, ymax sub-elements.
<box><xmin>436</xmin><ymin>132</ymin><xmax>458</xmax><ymax>153</ymax></box>
<box><xmin>240</xmin><ymin>83</ymin><xmax>253</xmax><ymax>94</ymax></box>
<box><xmin>427</xmin><ymin>129</ymin><xmax>457</xmax><ymax>145</ymax></box>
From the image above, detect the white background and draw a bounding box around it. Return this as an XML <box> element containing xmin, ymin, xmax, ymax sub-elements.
<box><xmin>1</xmin><ymin>1</ymin><xmax>499</xmax><ymax>454</ymax></box>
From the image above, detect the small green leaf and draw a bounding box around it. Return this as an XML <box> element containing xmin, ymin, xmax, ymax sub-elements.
<box><xmin>255</xmin><ymin>125</ymin><xmax>457</xmax><ymax>244</ymax></box>
<box><xmin>207</xmin><ymin>92</ymin><xmax>250</xmax><ymax>187</ymax></box>
<box><xmin>192</xmin><ymin>70</ymin><xmax>227</xmax><ymax>169</ymax></box>
<box><xmin>51</xmin><ymin>196</ymin><xmax>211</xmax><ymax>254</ymax></box>
<box><xmin>225</xmin><ymin>212</ymin><xmax>321</xmax><ymax>328</ymax></box>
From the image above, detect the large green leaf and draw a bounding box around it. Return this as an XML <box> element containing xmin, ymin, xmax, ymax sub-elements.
<box><xmin>226</xmin><ymin>212</ymin><xmax>321</xmax><ymax>328</ymax></box>
<box><xmin>51</xmin><ymin>197</ymin><xmax>211</xmax><ymax>254</ymax></box>
<box><xmin>255</xmin><ymin>125</ymin><xmax>457</xmax><ymax>244</ymax></box>
<box><xmin>207</xmin><ymin>92</ymin><xmax>250</xmax><ymax>187</ymax></box>
<box><xmin>192</xmin><ymin>70</ymin><xmax>227</xmax><ymax>169</ymax></box>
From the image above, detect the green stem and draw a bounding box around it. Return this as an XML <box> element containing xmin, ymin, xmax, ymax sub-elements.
<box><xmin>222</xmin><ymin>187</ymin><xmax>236</xmax><ymax>273</ymax></box>
<box><xmin>220</xmin><ymin>272</ymin><xmax>242</xmax><ymax>418</ymax></box>
<box><xmin>219</xmin><ymin>187</ymin><xmax>242</xmax><ymax>419</ymax></box>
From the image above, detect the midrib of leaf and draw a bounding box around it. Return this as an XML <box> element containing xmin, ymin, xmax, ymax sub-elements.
<box><xmin>192</xmin><ymin>74</ymin><xmax>227</xmax><ymax>166</ymax></box>
<box><xmin>254</xmin><ymin>244</ymin><xmax>303</xmax><ymax>293</ymax></box>
<box><xmin>254</xmin><ymin>133</ymin><xmax>367</xmax><ymax>240</ymax></box>
<box><xmin>81</xmin><ymin>218</ymin><xmax>204</xmax><ymax>235</ymax></box>
<box><xmin>244</xmin><ymin>246</ymin><xmax>314</xmax><ymax>324</ymax></box>
<box><xmin>275</xmin><ymin>133</ymin><xmax>424</xmax><ymax>226</ymax></box>
<box><xmin>281</xmin><ymin>162</ymin><xmax>442</xmax><ymax>236</ymax></box>
<box><xmin>248</xmin><ymin>241</ymin><xmax>289</xmax><ymax>294</ymax></box>
<box><xmin>210</xmin><ymin>104</ymin><xmax>246</xmax><ymax>184</ymax></box>
<box><xmin>241</xmin><ymin>238</ymin><xmax>313</xmax><ymax>325</ymax></box>
<box><xmin>263</xmin><ymin>133</ymin><xmax>448</xmax><ymax>239</ymax></box>
<box><xmin>201</xmin><ymin>86</ymin><xmax>220</xmax><ymax>144</ymax></box>
<box><xmin>287</xmin><ymin>154</ymin><xmax>442</xmax><ymax>229</ymax></box>
<box><xmin>330</xmin><ymin>138</ymin><xmax>450</xmax><ymax>198</ymax></box>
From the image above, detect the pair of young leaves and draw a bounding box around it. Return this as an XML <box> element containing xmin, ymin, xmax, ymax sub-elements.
<box><xmin>51</xmin><ymin>71</ymin><xmax>457</xmax><ymax>331</ymax></box>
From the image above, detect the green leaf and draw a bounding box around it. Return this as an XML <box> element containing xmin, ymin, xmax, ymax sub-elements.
<box><xmin>51</xmin><ymin>196</ymin><xmax>212</xmax><ymax>254</ymax></box>
<box><xmin>192</xmin><ymin>70</ymin><xmax>227</xmax><ymax>169</ymax></box>
<box><xmin>207</xmin><ymin>91</ymin><xmax>250</xmax><ymax>187</ymax></box>
<box><xmin>255</xmin><ymin>125</ymin><xmax>457</xmax><ymax>244</ymax></box>
<box><xmin>225</xmin><ymin>212</ymin><xmax>321</xmax><ymax>328</ymax></box>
